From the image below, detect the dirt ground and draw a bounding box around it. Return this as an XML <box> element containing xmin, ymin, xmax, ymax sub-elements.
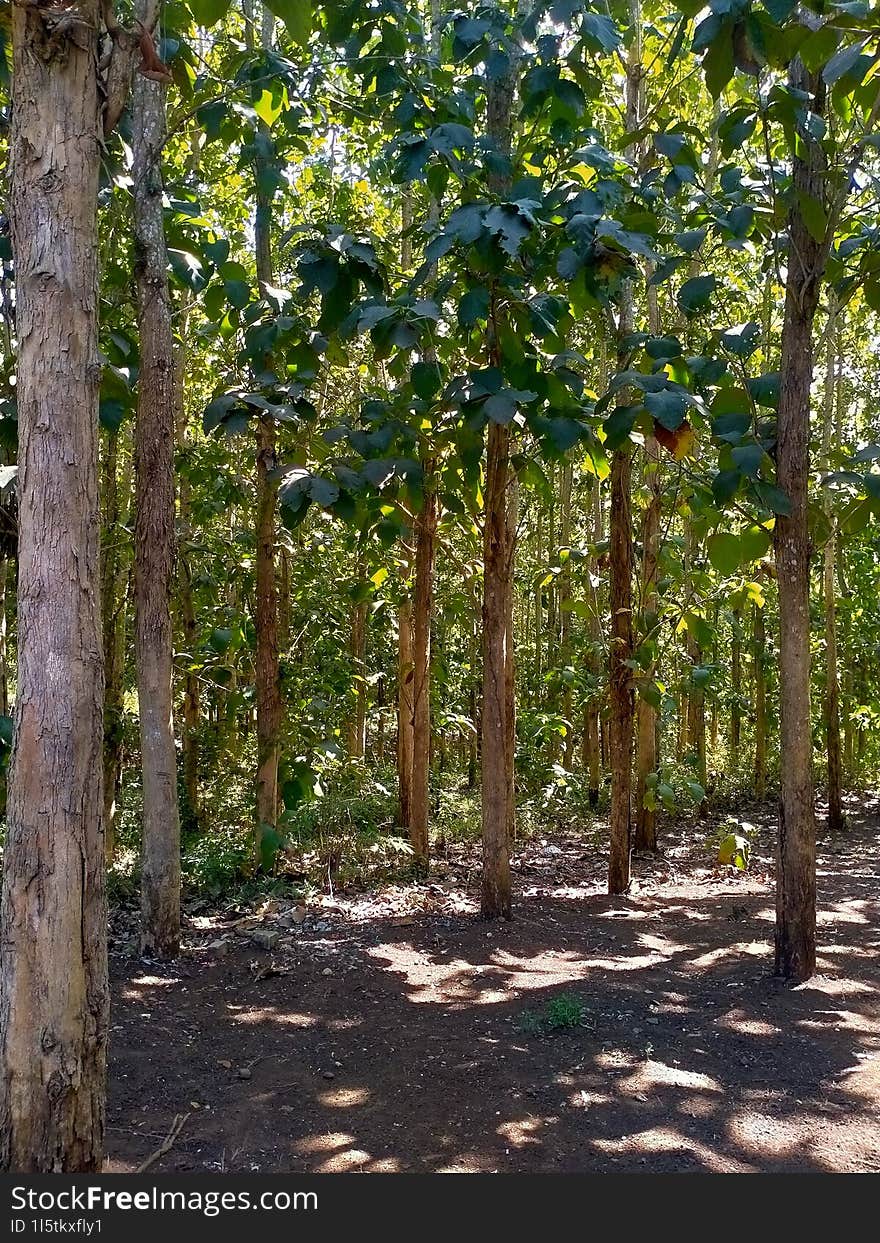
<box><xmin>105</xmin><ymin>797</ymin><xmax>880</xmax><ymax>1173</ymax></box>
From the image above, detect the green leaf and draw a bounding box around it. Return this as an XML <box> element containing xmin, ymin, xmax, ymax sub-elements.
<box><xmin>189</xmin><ymin>0</ymin><xmax>229</xmax><ymax>27</ymax></box>
<box><xmin>707</xmin><ymin>532</ymin><xmax>742</xmax><ymax>576</ymax></box>
<box><xmin>797</xmin><ymin>190</ymin><xmax>827</xmax><ymax>245</ymax></box>
<box><xmin>740</xmin><ymin>524</ymin><xmax>771</xmax><ymax>562</ymax></box>
<box><xmin>702</xmin><ymin>22</ymin><xmax>735</xmax><ymax>99</ymax></box>
<box><xmin>748</xmin><ymin>372</ymin><xmax>779</xmax><ymax>408</ymax></box>
<box><xmin>677</xmin><ymin>274</ymin><xmax>717</xmax><ymax>314</ymax></box>
<box><xmin>264</xmin><ymin>0</ymin><xmax>311</xmax><ymax>47</ymax></box>
<box><xmin>823</xmin><ymin>39</ymin><xmax>868</xmax><ymax>87</ymax></box>
<box><xmin>644</xmin><ymin>388</ymin><xmax>688</xmax><ymax>430</ymax></box>
<box><xmin>411</xmin><ymin>360</ymin><xmax>443</xmax><ymax>400</ymax></box>
<box><xmin>720</xmin><ymin>321</ymin><xmax>760</xmax><ymax>357</ymax></box>
<box><xmin>459</xmin><ymin>286</ymin><xmax>491</xmax><ymax>327</ymax></box>
<box><xmin>754</xmin><ymin>481</ymin><xmax>791</xmax><ymax>515</ymax></box>
<box><xmin>731</xmin><ymin>442</ymin><xmax>765</xmax><ymax>476</ymax></box>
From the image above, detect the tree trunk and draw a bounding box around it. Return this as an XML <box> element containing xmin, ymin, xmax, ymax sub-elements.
<box><xmin>585</xmin><ymin>476</ymin><xmax>602</xmax><ymax>804</ymax></box>
<box><xmin>480</xmin><ymin>8</ymin><xmax>522</xmax><ymax>918</ymax></box>
<box><xmin>821</xmin><ymin>296</ymin><xmax>843</xmax><ymax>833</ymax></box>
<box><xmin>773</xmin><ymin>61</ymin><xmax>825</xmax><ymax>982</ymax></box>
<box><xmin>753</xmin><ymin>602</ymin><xmax>768</xmax><ymax>798</ymax></box>
<box><xmin>252</xmin><ymin>7</ymin><xmax>282</xmax><ymax>858</ymax></box>
<box><xmin>482</xmin><ymin>420</ymin><xmax>514</xmax><ymax>918</ymax></box>
<box><xmin>347</xmin><ymin>583</ymin><xmax>368</xmax><ymax>760</ymax></box>
<box><xmin>100</xmin><ymin>428</ymin><xmax>131</xmax><ymax>865</ymax></box>
<box><xmin>133</xmin><ymin>41</ymin><xmax>181</xmax><ymax>958</ymax></box>
<box><xmin>410</xmin><ymin>482</ymin><xmax>437</xmax><ymax>870</ymax></box>
<box><xmin>0</xmin><ymin>556</ymin><xmax>7</xmax><ymax>720</ymax></box>
<box><xmin>0</xmin><ymin>0</ymin><xmax>109</xmax><ymax>1170</ymax></box>
<box><xmin>397</xmin><ymin>593</ymin><xmax>414</xmax><ymax>827</ymax></box>
<box><xmin>730</xmin><ymin>608</ymin><xmax>742</xmax><ymax>773</ymax></box>
<box><xmin>607</xmin><ymin>2</ymin><xmax>642</xmax><ymax>893</ymax></box>
<box><xmin>634</xmin><ymin>435</ymin><xmax>660</xmax><ymax>851</ymax></box>
<box><xmin>175</xmin><ymin>316</ymin><xmax>201</xmax><ymax>829</ymax></box>
<box><xmin>608</xmin><ymin>443</ymin><xmax>634</xmax><ymax>893</ymax></box>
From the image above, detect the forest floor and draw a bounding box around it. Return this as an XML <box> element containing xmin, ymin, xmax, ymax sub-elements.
<box><xmin>105</xmin><ymin>795</ymin><xmax>880</xmax><ymax>1173</ymax></box>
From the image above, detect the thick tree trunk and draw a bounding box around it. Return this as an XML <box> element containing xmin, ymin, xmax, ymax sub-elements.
<box><xmin>410</xmin><ymin>483</ymin><xmax>437</xmax><ymax>870</ymax></box>
<box><xmin>0</xmin><ymin>1</ymin><xmax>109</xmax><ymax>1170</ymax></box>
<box><xmin>773</xmin><ymin>62</ymin><xmax>825</xmax><ymax>981</ymax></box>
<box><xmin>133</xmin><ymin>50</ymin><xmax>181</xmax><ymax>958</ymax></box>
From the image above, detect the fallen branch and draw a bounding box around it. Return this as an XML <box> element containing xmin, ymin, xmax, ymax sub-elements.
<box><xmin>136</xmin><ymin>1111</ymin><xmax>191</xmax><ymax>1174</ymax></box>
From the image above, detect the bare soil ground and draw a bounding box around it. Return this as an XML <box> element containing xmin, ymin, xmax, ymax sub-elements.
<box><xmin>105</xmin><ymin>797</ymin><xmax>880</xmax><ymax>1173</ymax></box>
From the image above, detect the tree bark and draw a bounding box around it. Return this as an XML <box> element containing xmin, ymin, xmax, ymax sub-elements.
<box><xmin>0</xmin><ymin>0</ymin><xmax>109</xmax><ymax>1170</ymax></box>
<box><xmin>410</xmin><ymin>481</ymin><xmax>437</xmax><ymax>870</ymax></box>
<box><xmin>730</xmin><ymin>608</ymin><xmax>742</xmax><ymax>773</ymax></box>
<box><xmin>397</xmin><ymin>592</ymin><xmax>414</xmax><ymax>827</ymax></box>
<box><xmin>608</xmin><ymin>442</ymin><xmax>634</xmax><ymax>893</ymax></box>
<box><xmin>133</xmin><ymin>36</ymin><xmax>181</xmax><ymax>958</ymax></box>
<box><xmin>480</xmin><ymin>5</ymin><xmax>523</xmax><ymax>918</ymax></box>
<box><xmin>252</xmin><ymin>6</ymin><xmax>283</xmax><ymax>857</ymax></box>
<box><xmin>773</xmin><ymin>61</ymin><xmax>825</xmax><ymax>981</ymax></box>
<box><xmin>821</xmin><ymin>296</ymin><xmax>843</xmax><ymax>833</ymax></box>
<box><xmin>753</xmin><ymin>602</ymin><xmax>768</xmax><ymax>798</ymax></box>
<box><xmin>175</xmin><ymin>312</ymin><xmax>201</xmax><ymax>829</ymax></box>
<box><xmin>100</xmin><ymin>428</ymin><xmax>131</xmax><ymax>864</ymax></box>
<box><xmin>607</xmin><ymin>1</ymin><xmax>642</xmax><ymax>893</ymax></box>
<box><xmin>634</xmin><ymin>438</ymin><xmax>660</xmax><ymax>851</ymax></box>
<box><xmin>482</xmin><ymin>420</ymin><xmax>514</xmax><ymax>918</ymax></box>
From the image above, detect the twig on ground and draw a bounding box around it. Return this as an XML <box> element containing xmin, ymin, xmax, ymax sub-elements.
<box><xmin>136</xmin><ymin>1111</ymin><xmax>191</xmax><ymax>1173</ymax></box>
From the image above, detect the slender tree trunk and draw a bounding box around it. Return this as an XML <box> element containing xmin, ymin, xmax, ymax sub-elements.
<box><xmin>608</xmin><ymin>440</ymin><xmax>634</xmax><ymax>892</ymax></box>
<box><xmin>730</xmin><ymin>608</ymin><xmax>742</xmax><ymax>773</ymax></box>
<box><xmin>133</xmin><ymin>35</ymin><xmax>181</xmax><ymax>958</ymax></box>
<box><xmin>100</xmin><ymin>429</ymin><xmax>131</xmax><ymax>864</ymax></box>
<box><xmin>480</xmin><ymin>9</ymin><xmax>522</xmax><ymax>918</ymax></box>
<box><xmin>467</xmin><ymin>575</ymin><xmax>479</xmax><ymax>789</ymax></box>
<box><xmin>252</xmin><ymin>6</ymin><xmax>283</xmax><ymax>856</ymax></box>
<box><xmin>773</xmin><ymin>61</ymin><xmax>825</xmax><ymax>981</ymax></box>
<box><xmin>822</xmin><ymin>296</ymin><xmax>843</xmax><ymax>833</ymax></box>
<box><xmin>634</xmin><ymin>437</ymin><xmax>660</xmax><ymax>850</ymax></box>
<box><xmin>175</xmin><ymin>316</ymin><xmax>201</xmax><ymax>828</ymax></box>
<box><xmin>482</xmin><ymin>420</ymin><xmax>514</xmax><ymax>917</ymax></box>
<box><xmin>0</xmin><ymin>557</ymin><xmax>7</xmax><ymax>719</ymax></box>
<box><xmin>410</xmin><ymin>482</ymin><xmax>437</xmax><ymax>870</ymax></box>
<box><xmin>585</xmin><ymin>477</ymin><xmax>602</xmax><ymax>804</ymax></box>
<box><xmin>754</xmin><ymin>602</ymin><xmax>768</xmax><ymax>798</ymax></box>
<box><xmin>0</xmin><ymin>0</ymin><xmax>109</xmax><ymax>1169</ymax></box>
<box><xmin>607</xmin><ymin>1</ymin><xmax>642</xmax><ymax>892</ymax></box>
<box><xmin>397</xmin><ymin>592</ymin><xmax>414</xmax><ymax>828</ymax></box>
<box><xmin>347</xmin><ymin>572</ymin><xmax>368</xmax><ymax>760</ymax></box>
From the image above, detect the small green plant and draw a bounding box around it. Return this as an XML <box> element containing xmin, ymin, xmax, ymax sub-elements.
<box><xmin>709</xmin><ymin>818</ymin><xmax>755</xmax><ymax>871</ymax></box>
<box><xmin>517</xmin><ymin>991</ymin><xmax>585</xmax><ymax>1035</ymax></box>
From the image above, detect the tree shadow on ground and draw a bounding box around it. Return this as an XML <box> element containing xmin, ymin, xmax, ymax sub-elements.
<box><xmin>105</xmin><ymin>809</ymin><xmax>880</xmax><ymax>1173</ymax></box>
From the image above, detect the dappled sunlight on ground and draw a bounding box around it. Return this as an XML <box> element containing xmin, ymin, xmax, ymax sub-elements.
<box><xmin>105</xmin><ymin>804</ymin><xmax>880</xmax><ymax>1173</ymax></box>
